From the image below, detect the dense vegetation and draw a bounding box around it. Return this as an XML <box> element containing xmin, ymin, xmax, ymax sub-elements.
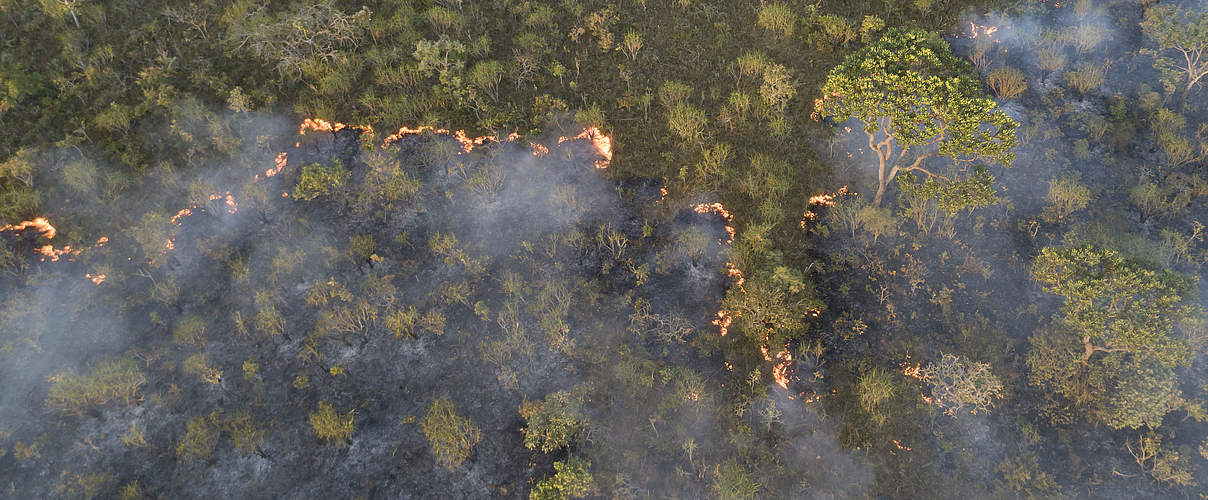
<box><xmin>2</xmin><ymin>0</ymin><xmax>1208</xmax><ymax>498</ymax></box>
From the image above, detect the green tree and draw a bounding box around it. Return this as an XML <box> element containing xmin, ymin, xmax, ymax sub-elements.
<box><xmin>1140</xmin><ymin>4</ymin><xmax>1208</xmax><ymax>96</ymax></box>
<box><xmin>1028</xmin><ymin>245</ymin><xmax>1203</xmax><ymax>429</ymax></box>
<box><xmin>1031</xmin><ymin>245</ymin><xmax>1201</xmax><ymax>367</ymax></box>
<box><xmin>814</xmin><ymin>28</ymin><xmax>1017</xmax><ymax>206</ymax></box>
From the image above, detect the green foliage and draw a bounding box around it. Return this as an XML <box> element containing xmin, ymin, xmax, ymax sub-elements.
<box><xmin>530</xmin><ymin>456</ymin><xmax>596</xmax><ymax>500</ymax></box>
<box><xmin>712</xmin><ymin>460</ymin><xmax>761</xmax><ymax>500</ymax></box>
<box><xmin>815</xmin><ymin>28</ymin><xmax>1018</xmax><ymax>206</ymax></box>
<box><xmin>1042</xmin><ymin>174</ymin><xmax>1091</xmax><ymax>223</ymax></box>
<box><xmin>293</xmin><ymin>160</ymin><xmax>349</xmax><ymax>201</ymax></box>
<box><xmin>421</xmin><ymin>396</ymin><xmax>480</xmax><ymax>469</ymax></box>
<box><xmin>177</xmin><ymin>411</ymin><xmax>222</xmax><ymax>460</ymax></box>
<box><xmin>1032</xmin><ymin>244</ymin><xmax>1200</xmax><ymax>366</ymax></box>
<box><xmin>46</xmin><ymin>359</ymin><xmax>145</xmax><ymax>416</ymax></box>
<box><xmin>756</xmin><ymin>3</ymin><xmax>796</xmax><ymax>39</ymax></box>
<box><xmin>309</xmin><ymin>401</ymin><xmax>356</xmax><ymax>444</ymax></box>
<box><xmin>519</xmin><ymin>390</ymin><xmax>588</xmax><ymax>453</ymax></box>
<box><xmin>987</xmin><ymin>66</ymin><xmax>1027</xmax><ymax>99</ymax></box>
<box><xmin>1140</xmin><ymin>4</ymin><xmax>1208</xmax><ymax>95</ymax></box>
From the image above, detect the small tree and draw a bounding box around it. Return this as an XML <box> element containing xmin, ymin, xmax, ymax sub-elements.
<box><xmin>814</xmin><ymin>28</ymin><xmax>1017</xmax><ymax>207</ymax></box>
<box><xmin>421</xmin><ymin>396</ymin><xmax>481</xmax><ymax>469</ymax></box>
<box><xmin>1140</xmin><ymin>4</ymin><xmax>1208</xmax><ymax>97</ymax></box>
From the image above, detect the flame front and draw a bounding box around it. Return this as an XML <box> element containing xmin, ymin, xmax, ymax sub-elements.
<box><xmin>0</xmin><ymin>217</ymin><xmax>57</xmax><ymax>239</ymax></box>
<box><xmin>801</xmin><ymin>186</ymin><xmax>851</xmax><ymax>228</ymax></box>
<box><xmin>557</xmin><ymin>127</ymin><xmax>612</xmax><ymax>169</ymax></box>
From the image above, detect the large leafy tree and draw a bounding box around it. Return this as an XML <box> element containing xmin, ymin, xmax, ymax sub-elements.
<box><xmin>1140</xmin><ymin>3</ymin><xmax>1208</xmax><ymax>97</ymax></box>
<box><xmin>1027</xmin><ymin>245</ymin><xmax>1204</xmax><ymax>429</ymax></box>
<box><xmin>814</xmin><ymin>28</ymin><xmax>1018</xmax><ymax>207</ymax></box>
<box><xmin>1031</xmin><ymin>245</ymin><xmax>1201</xmax><ymax>367</ymax></box>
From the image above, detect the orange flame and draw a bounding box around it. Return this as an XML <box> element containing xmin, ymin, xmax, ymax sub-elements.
<box><xmin>968</xmin><ymin>22</ymin><xmax>999</xmax><ymax>38</ymax></box>
<box><xmin>255</xmin><ymin>152</ymin><xmax>288</xmax><ymax>180</ymax></box>
<box><xmin>761</xmin><ymin>344</ymin><xmax>794</xmax><ymax>390</ymax></box>
<box><xmin>801</xmin><ymin>186</ymin><xmax>852</xmax><ymax>228</ymax></box>
<box><xmin>530</xmin><ymin>143</ymin><xmax>549</xmax><ymax>157</ymax></box>
<box><xmin>298</xmin><ymin>118</ymin><xmax>348</xmax><ymax>135</ymax></box>
<box><xmin>713</xmin><ymin>309</ymin><xmax>735</xmax><ymax>336</ymax></box>
<box><xmin>557</xmin><ymin>127</ymin><xmax>612</xmax><ymax>169</ymax></box>
<box><xmin>0</xmin><ymin>217</ymin><xmax>57</xmax><ymax>239</ymax></box>
<box><xmin>383</xmin><ymin>126</ymin><xmax>519</xmax><ymax>154</ymax></box>
<box><xmin>209</xmin><ymin>192</ymin><xmax>238</xmax><ymax>214</ymax></box>
<box><xmin>693</xmin><ymin>202</ymin><xmax>736</xmax><ymax>244</ymax></box>
<box><xmin>85</xmin><ymin>273</ymin><xmax>106</xmax><ymax>285</ymax></box>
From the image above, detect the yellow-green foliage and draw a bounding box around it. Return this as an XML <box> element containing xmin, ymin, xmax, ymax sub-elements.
<box><xmin>172</xmin><ymin>315</ymin><xmax>206</xmax><ymax>345</ymax></box>
<box><xmin>177</xmin><ymin>411</ymin><xmax>222</xmax><ymax>461</ymax></box>
<box><xmin>293</xmin><ymin>160</ymin><xmax>349</xmax><ymax>201</ymax></box>
<box><xmin>46</xmin><ymin>359</ymin><xmax>146</xmax><ymax>416</ymax></box>
<box><xmin>421</xmin><ymin>396</ymin><xmax>481</xmax><ymax>469</ymax></box>
<box><xmin>225</xmin><ymin>410</ymin><xmax>264</xmax><ymax>452</ymax></box>
<box><xmin>309</xmin><ymin>401</ymin><xmax>356</xmax><ymax>444</ymax></box>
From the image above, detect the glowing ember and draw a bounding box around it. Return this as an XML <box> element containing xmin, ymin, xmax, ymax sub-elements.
<box><xmin>256</xmin><ymin>152</ymin><xmax>288</xmax><ymax>180</ymax></box>
<box><xmin>761</xmin><ymin>344</ymin><xmax>794</xmax><ymax>390</ymax></box>
<box><xmin>891</xmin><ymin>440</ymin><xmax>912</xmax><ymax>452</ymax></box>
<box><xmin>693</xmin><ymin>202</ymin><xmax>736</xmax><ymax>243</ymax></box>
<box><xmin>900</xmin><ymin>357</ymin><xmax>937</xmax><ymax>405</ymax></box>
<box><xmin>95</xmin><ymin>237</ymin><xmax>108</xmax><ymax>246</ymax></box>
<box><xmin>530</xmin><ymin>143</ymin><xmax>549</xmax><ymax>157</ymax></box>
<box><xmin>725</xmin><ymin>262</ymin><xmax>746</xmax><ymax>291</ymax></box>
<box><xmin>163</xmin><ymin>239</ymin><xmax>175</xmax><ymax>252</ymax></box>
<box><xmin>85</xmin><ymin>273</ymin><xmax>106</xmax><ymax>285</ymax></box>
<box><xmin>0</xmin><ymin>217</ymin><xmax>57</xmax><ymax>239</ymax></box>
<box><xmin>37</xmin><ymin>245</ymin><xmax>74</xmax><ymax>262</ymax></box>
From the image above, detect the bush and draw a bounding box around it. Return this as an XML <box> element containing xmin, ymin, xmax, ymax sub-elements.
<box><xmin>177</xmin><ymin>411</ymin><xmax>222</xmax><ymax>460</ymax></box>
<box><xmin>530</xmin><ymin>456</ymin><xmax>596</xmax><ymax>500</ymax></box>
<box><xmin>756</xmin><ymin>3</ymin><xmax>796</xmax><ymax>39</ymax></box>
<box><xmin>519</xmin><ymin>391</ymin><xmax>588</xmax><ymax>453</ymax></box>
<box><xmin>1042</xmin><ymin>174</ymin><xmax>1091</xmax><ymax>222</ymax></box>
<box><xmin>922</xmin><ymin>353</ymin><xmax>1005</xmax><ymax>416</ymax></box>
<box><xmin>293</xmin><ymin>160</ymin><xmax>349</xmax><ymax>201</ymax></box>
<box><xmin>309</xmin><ymin>401</ymin><xmax>356</xmax><ymax>444</ymax></box>
<box><xmin>46</xmin><ymin>359</ymin><xmax>146</xmax><ymax>416</ymax></box>
<box><xmin>421</xmin><ymin>396</ymin><xmax>480</xmax><ymax>469</ymax></box>
<box><xmin>987</xmin><ymin>66</ymin><xmax>1026</xmax><ymax>99</ymax></box>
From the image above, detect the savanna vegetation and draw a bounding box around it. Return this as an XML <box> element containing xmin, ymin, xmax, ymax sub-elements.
<box><xmin>2</xmin><ymin>0</ymin><xmax>1208</xmax><ymax>498</ymax></box>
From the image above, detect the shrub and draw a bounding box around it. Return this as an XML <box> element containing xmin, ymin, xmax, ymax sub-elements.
<box><xmin>987</xmin><ymin>66</ymin><xmax>1027</xmax><ymax>99</ymax></box>
<box><xmin>1042</xmin><ymin>174</ymin><xmax>1091</xmax><ymax>222</ymax></box>
<box><xmin>519</xmin><ymin>391</ymin><xmax>588</xmax><ymax>453</ymax></box>
<box><xmin>177</xmin><ymin>411</ymin><xmax>222</xmax><ymax>460</ymax></box>
<box><xmin>756</xmin><ymin>3</ymin><xmax>796</xmax><ymax>39</ymax></box>
<box><xmin>46</xmin><ymin>359</ymin><xmax>146</xmax><ymax>416</ymax></box>
<box><xmin>530</xmin><ymin>456</ymin><xmax>596</xmax><ymax>500</ymax></box>
<box><xmin>293</xmin><ymin>160</ymin><xmax>349</xmax><ymax>201</ymax></box>
<box><xmin>921</xmin><ymin>353</ymin><xmax>1005</xmax><ymax>416</ymax></box>
<box><xmin>309</xmin><ymin>401</ymin><xmax>356</xmax><ymax>444</ymax></box>
<box><xmin>421</xmin><ymin>396</ymin><xmax>481</xmax><ymax>469</ymax></box>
